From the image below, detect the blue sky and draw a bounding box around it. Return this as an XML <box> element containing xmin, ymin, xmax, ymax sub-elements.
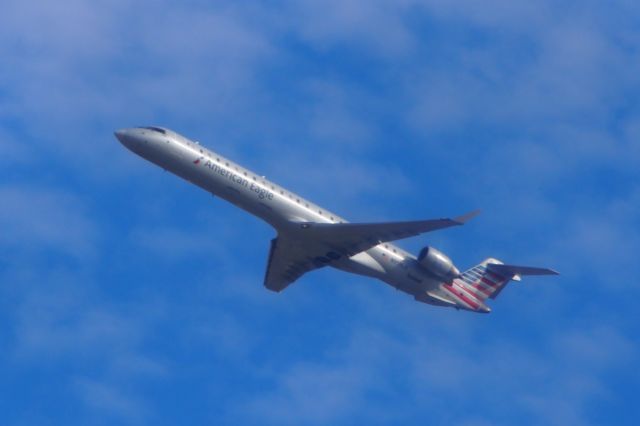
<box><xmin>1</xmin><ymin>1</ymin><xmax>638</xmax><ymax>425</ymax></box>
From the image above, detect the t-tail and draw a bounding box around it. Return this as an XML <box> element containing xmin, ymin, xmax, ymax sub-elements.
<box><xmin>444</xmin><ymin>258</ymin><xmax>559</xmax><ymax>313</ymax></box>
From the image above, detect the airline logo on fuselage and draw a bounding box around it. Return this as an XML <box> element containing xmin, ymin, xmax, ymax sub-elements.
<box><xmin>202</xmin><ymin>160</ymin><xmax>274</xmax><ymax>200</ymax></box>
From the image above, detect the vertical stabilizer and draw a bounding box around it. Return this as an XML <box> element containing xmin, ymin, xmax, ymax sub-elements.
<box><xmin>455</xmin><ymin>258</ymin><xmax>558</xmax><ymax>302</ymax></box>
<box><xmin>455</xmin><ymin>258</ymin><xmax>513</xmax><ymax>301</ymax></box>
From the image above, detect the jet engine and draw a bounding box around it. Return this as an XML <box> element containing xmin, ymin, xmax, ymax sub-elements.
<box><xmin>417</xmin><ymin>246</ymin><xmax>460</xmax><ymax>282</ymax></box>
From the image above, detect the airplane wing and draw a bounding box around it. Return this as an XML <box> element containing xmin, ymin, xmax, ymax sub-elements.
<box><xmin>299</xmin><ymin>209</ymin><xmax>479</xmax><ymax>256</ymax></box>
<box><xmin>264</xmin><ymin>236</ymin><xmax>325</xmax><ymax>292</ymax></box>
<box><xmin>264</xmin><ymin>210</ymin><xmax>479</xmax><ymax>292</ymax></box>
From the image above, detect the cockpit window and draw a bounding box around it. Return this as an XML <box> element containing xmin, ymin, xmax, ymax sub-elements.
<box><xmin>140</xmin><ymin>126</ymin><xmax>166</xmax><ymax>134</ymax></box>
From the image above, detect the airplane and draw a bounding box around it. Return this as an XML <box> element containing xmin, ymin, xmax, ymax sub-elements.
<box><xmin>115</xmin><ymin>126</ymin><xmax>558</xmax><ymax>314</ymax></box>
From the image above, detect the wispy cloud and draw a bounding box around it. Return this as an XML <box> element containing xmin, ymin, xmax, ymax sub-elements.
<box><xmin>74</xmin><ymin>377</ymin><xmax>145</xmax><ymax>422</ymax></box>
<box><xmin>285</xmin><ymin>0</ymin><xmax>416</xmax><ymax>56</ymax></box>
<box><xmin>0</xmin><ymin>185</ymin><xmax>97</xmax><ymax>259</ymax></box>
<box><xmin>6</xmin><ymin>267</ymin><xmax>169</xmax><ymax>424</ymax></box>
<box><xmin>0</xmin><ymin>1</ymin><xmax>277</xmax><ymax>177</ymax></box>
<box><xmin>238</xmin><ymin>329</ymin><xmax>400</xmax><ymax>425</ymax></box>
<box><xmin>131</xmin><ymin>227</ymin><xmax>221</xmax><ymax>261</ymax></box>
<box><xmin>1</xmin><ymin>1</ymin><xmax>638</xmax><ymax>425</ymax></box>
<box><xmin>238</xmin><ymin>315</ymin><xmax>636</xmax><ymax>425</ymax></box>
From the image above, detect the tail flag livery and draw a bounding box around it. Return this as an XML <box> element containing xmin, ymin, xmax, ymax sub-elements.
<box><xmin>441</xmin><ymin>258</ymin><xmax>558</xmax><ymax>313</ymax></box>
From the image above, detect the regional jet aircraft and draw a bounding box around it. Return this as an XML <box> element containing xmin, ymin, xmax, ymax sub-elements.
<box><xmin>115</xmin><ymin>126</ymin><xmax>558</xmax><ymax>313</ymax></box>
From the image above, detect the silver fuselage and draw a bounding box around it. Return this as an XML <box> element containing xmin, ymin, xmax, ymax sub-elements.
<box><xmin>116</xmin><ymin>127</ymin><xmax>460</xmax><ymax>308</ymax></box>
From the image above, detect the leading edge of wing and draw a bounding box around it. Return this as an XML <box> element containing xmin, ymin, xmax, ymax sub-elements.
<box><xmin>299</xmin><ymin>209</ymin><xmax>480</xmax><ymax>253</ymax></box>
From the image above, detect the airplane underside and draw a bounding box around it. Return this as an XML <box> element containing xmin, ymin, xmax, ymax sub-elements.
<box><xmin>115</xmin><ymin>126</ymin><xmax>559</xmax><ymax>314</ymax></box>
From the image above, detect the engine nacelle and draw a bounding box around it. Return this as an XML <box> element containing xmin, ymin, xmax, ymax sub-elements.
<box><xmin>417</xmin><ymin>246</ymin><xmax>461</xmax><ymax>282</ymax></box>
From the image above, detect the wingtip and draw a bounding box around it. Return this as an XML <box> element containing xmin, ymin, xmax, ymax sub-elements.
<box><xmin>536</xmin><ymin>267</ymin><xmax>560</xmax><ymax>276</ymax></box>
<box><xmin>453</xmin><ymin>209</ymin><xmax>481</xmax><ymax>224</ymax></box>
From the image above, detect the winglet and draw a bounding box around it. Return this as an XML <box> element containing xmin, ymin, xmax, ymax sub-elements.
<box><xmin>453</xmin><ymin>209</ymin><xmax>481</xmax><ymax>224</ymax></box>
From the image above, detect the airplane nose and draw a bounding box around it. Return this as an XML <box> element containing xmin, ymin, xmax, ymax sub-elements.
<box><xmin>114</xmin><ymin>128</ymin><xmax>138</xmax><ymax>150</ymax></box>
<box><xmin>114</xmin><ymin>128</ymin><xmax>128</xmax><ymax>144</ymax></box>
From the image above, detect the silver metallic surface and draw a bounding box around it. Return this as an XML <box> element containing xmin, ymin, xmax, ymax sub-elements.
<box><xmin>417</xmin><ymin>246</ymin><xmax>461</xmax><ymax>282</ymax></box>
<box><xmin>115</xmin><ymin>127</ymin><xmax>558</xmax><ymax>313</ymax></box>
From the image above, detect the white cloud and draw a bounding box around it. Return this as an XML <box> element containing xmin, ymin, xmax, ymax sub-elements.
<box><xmin>74</xmin><ymin>377</ymin><xmax>145</xmax><ymax>422</ymax></box>
<box><xmin>0</xmin><ymin>1</ymin><xmax>278</xmax><ymax>177</ymax></box>
<box><xmin>7</xmin><ymin>268</ymin><xmax>169</xmax><ymax>423</ymax></box>
<box><xmin>284</xmin><ymin>0</ymin><xmax>416</xmax><ymax>56</ymax></box>
<box><xmin>131</xmin><ymin>227</ymin><xmax>221</xmax><ymax>260</ymax></box>
<box><xmin>13</xmin><ymin>287</ymin><xmax>137</xmax><ymax>360</ymax></box>
<box><xmin>235</xmin><ymin>292</ymin><xmax>637</xmax><ymax>425</ymax></box>
<box><xmin>0</xmin><ymin>2</ymin><xmax>638</xmax><ymax>424</ymax></box>
<box><xmin>239</xmin><ymin>329</ymin><xmax>401</xmax><ymax>425</ymax></box>
<box><xmin>0</xmin><ymin>185</ymin><xmax>97</xmax><ymax>259</ymax></box>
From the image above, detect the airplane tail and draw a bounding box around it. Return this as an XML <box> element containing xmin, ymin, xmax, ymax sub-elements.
<box><xmin>455</xmin><ymin>258</ymin><xmax>558</xmax><ymax>301</ymax></box>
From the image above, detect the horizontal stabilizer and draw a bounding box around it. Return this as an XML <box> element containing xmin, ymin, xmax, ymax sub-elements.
<box><xmin>454</xmin><ymin>258</ymin><xmax>558</xmax><ymax>303</ymax></box>
<box><xmin>487</xmin><ymin>264</ymin><xmax>559</xmax><ymax>277</ymax></box>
